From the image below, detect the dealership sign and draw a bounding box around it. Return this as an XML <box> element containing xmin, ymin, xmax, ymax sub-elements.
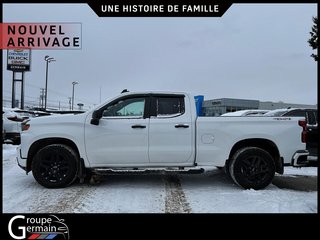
<box><xmin>7</xmin><ymin>49</ymin><xmax>31</xmax><ymax>71</ymax></box>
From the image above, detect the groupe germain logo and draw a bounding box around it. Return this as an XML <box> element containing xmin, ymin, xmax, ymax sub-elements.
<box><xmin>8</xmin><ymin>215</ymin><xmax>69</xmax><ymax>240</ymax></box>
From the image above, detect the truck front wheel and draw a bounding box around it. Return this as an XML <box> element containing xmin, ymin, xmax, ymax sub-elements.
<box><xmin>32</xmin><ymin>144</ymin><xmax>78</xmax><ymax>188</ymax></box>
<box><xmin>229</xmin><ymin>147</ymin><xmax>275</xmax><ymax>190</ymax></box>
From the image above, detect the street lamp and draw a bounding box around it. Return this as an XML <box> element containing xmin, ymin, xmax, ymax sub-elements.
<box><xmin>44</xmin><ymin>55</ymin><xmax>56</xmax><ymax>110</ymax></box>
<box><xmin>72</xmin><ymin>81</ymin><xmax>78</xmax><ymax>110</ymax></box>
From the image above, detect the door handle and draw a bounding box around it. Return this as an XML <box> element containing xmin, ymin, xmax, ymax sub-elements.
<box><xmin>131</xmin><ymin>125</ymin><xmax>146</xmax><ymax>129</ymax></box>
<box><xmin>175</xmin><ymin>124</ymin><xmax>189</xmax><ymax>128</ymax></box>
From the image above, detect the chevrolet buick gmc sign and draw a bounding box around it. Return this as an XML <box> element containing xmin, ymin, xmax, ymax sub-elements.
<box><xmin>7</xmin><ymin>49</ymin><xmax>31</xmax><ymax>71</ymax></box>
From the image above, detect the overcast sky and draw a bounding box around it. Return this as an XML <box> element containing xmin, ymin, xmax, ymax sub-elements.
<box><xmin>2</xmin><ymin>3</ymin><xmax>318</xmax><ymax>110</ymax></box>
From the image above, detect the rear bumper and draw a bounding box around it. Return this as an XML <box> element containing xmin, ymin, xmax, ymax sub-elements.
<box><xmin>291</xmin><ymin>150</ymin><xmax>309</xmax><ymax>167</ymax></box>
<box><xmin>307</xmin><ymin>146</ymin><xmax>317</xmax><ymax>158</ymax></box>
<box><xmin>307</xmin><ymin>155</ymin><xmax>317</xmax><ymax>161</ymax></box>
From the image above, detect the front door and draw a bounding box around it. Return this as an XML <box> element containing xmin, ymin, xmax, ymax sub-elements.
<box><xmin>85</xmin><ymin>96</ymin><xmax>149</xmax><ymax>167</ymax></box>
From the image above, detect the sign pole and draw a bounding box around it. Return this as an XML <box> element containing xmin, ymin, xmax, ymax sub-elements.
<box><xmin>21</xmin><ymin>72</ymin><xmax>24</xmax><ymax>109</ymax></box>
<box><xmin>11</xmin><ymin>72</ymin><xmax>16</xmax><ymax>108</ymax></box>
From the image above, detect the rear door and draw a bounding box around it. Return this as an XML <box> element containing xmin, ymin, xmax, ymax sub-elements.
<box><xmin>148</xmin><ymin>95</ymin><xmax>195</xmax><ymax>164</ymax></box>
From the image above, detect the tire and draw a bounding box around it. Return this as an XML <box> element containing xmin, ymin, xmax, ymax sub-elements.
<box><xmin>229</xmin><ymin>147</ymin><xmax>275</xmax><ymax>190</ymax></box>
<box><xmin>32</xmin><ymin>144</ymin><xmax>78</xmax><ymax>188</ymax></box>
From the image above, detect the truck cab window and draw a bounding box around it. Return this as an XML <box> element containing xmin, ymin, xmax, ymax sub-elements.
<box><xmin>156</xmin><ymin>97</ymin><xmax>184</xmax><ymax>117</ymax></box>
<box><xmin>103</xmin><ymin>98</ymin><xmax>145</xmax><ymax>118</ymax></box>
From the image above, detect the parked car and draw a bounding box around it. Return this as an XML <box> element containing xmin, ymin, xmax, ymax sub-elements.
<box><xmin>2</xmin><ymin>111</ymin><xmax>21</xmax><ymax>145</ymax></box>
<box><xmin>305</xmin><ymin>111</ymin><xmax>318</xmax><ymax>166</ymax></box>
<box><xmin>221</xmin><ymin>109</ymin><xmax>269</xmax><ymax>116</ymax></box>
<box><xmin>18</xmin><ymin>91</ymin><xmax>307</xmax><ymax>189</ymax></box>
<box><xmin>263</xmin><ymin>108</ymin><xmax>316</xmax><ymax>118</ymax></box>
<box><xmin>12</xmin><ymin>109</ymin><xmax>35</xmax><ymax>120</ymax></box>
<box><xmin>264</xmin><ymin>108</ymin><xmax>318</xmax><ymax>165</ymax></box>
<box><xmin>3</xmin><ymin>108</ymin><xmax>25</xmax><ymax>122</ymax></box>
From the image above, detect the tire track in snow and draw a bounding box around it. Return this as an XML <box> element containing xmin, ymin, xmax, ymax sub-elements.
<box><xmin>164</xmin><ymin>175</ymin><xmax>191</xmax><ymax>213</ymax></box>
<box><xmin>31</xmin><ymin>184</ymin><xmax>95</xmax><ymax>213</ymax></box>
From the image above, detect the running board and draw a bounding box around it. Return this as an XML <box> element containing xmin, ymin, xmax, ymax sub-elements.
<box><xmin>91</xmin><ymin>167</ymin><xmax>204</xmax><ymax>175</ymax></box>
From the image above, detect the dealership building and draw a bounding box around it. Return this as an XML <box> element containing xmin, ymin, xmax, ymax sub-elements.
<box><xmin>202</xmin><ymin>98</ymin><xmax>317</xmax><ymax>116</ymax></box>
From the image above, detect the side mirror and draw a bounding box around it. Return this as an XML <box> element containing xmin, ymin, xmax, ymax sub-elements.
<box><xmin>90</xmin><ymin>109</ymin><xmax>102</xmax><ymax>125</ymax></box>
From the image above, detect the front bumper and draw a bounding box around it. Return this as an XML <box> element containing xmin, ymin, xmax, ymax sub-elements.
<box><xmin>291</xmin><ymin>150</ymin><xmax>309</xmax><ymax>167</ymax></box>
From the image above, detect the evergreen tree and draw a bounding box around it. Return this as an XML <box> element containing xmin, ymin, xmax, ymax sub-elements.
<box><xmin>308</xmin><ymin>16</ymin><xmax>318</xmax><ymax>61</ymax></box>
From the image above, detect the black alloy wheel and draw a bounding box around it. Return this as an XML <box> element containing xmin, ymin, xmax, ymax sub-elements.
<box><xmin>229</xmin><ymin>147</ymin><xmax>275</xmax><ymax>190</ymax></box>
<box><xmin>32</xmin><ymin>144</ymin><xmax>78</xmax><ymax>188</ymax></box>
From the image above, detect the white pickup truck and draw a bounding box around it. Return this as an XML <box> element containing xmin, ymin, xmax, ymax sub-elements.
<box><xmin>17</xmin><ymin>91</ymin><xmax>308</xmax><ymax>189</ymax></box>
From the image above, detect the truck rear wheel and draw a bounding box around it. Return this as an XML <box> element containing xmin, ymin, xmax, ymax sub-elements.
<box><xmin>32</xmin><ymin>144</ymin><xmax>78</xmax><ymax>188</ymax></box>
<box><xmin>229</xmin><ymin>147</ymin><xmax>275</xmax><ymax>190</ymax></box>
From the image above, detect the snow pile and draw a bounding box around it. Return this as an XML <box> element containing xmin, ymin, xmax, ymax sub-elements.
<box><xmin>284</xmin><ymin>166</ymin><xmax>317</xmax><ymax>176</ymax></box>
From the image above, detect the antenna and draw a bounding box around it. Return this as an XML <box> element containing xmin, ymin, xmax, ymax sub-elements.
<box><xmin>121</xmin><ymin>89</ymin><xmax>129</xmax><ymax>94</ymax></box>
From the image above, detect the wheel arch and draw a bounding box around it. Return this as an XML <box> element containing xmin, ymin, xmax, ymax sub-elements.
<box><xmin>228</xmin><ymin>138</ymin><xmax>283</xmax><ymax>174</ymax></box>
<box><xmin>26</xmin><ymin>137</ymin><xmax>81</xmax><ymax>173</ymax></box>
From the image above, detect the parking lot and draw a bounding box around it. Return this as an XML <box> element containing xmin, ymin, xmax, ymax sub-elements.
<box><xmin>3</xmin><ymin>144</ymin><xmax>317</xmax><ymax>213</ymax></box>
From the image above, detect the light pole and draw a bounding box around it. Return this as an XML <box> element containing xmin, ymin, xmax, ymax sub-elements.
<box><xmin>72</xmin><ymin>81</ymin><xmax>78</xmax><ymax>110</ymax></box>
<box><xmin>44</xmin><ymin>55</ymin><xmax>56</xmax><ymax>110</ymax></box>
<box><xmin>68</xmin><ymin>97</ymin><xmax>72</xmax><ymax>110</ymax></box>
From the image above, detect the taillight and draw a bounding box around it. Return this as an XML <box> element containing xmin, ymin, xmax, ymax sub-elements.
<box><xmin>298</xmin><ymin>119</ymin><xmax>307</xmax><ymax>143</ymax></box>
<box><xmin>8</xmin><ymin>116</ymin><xmax>24</xmax><ymax>122</ymax></box>
<box><xmin>298</xmin><ymin>119</ymin><xmax>306</xmax><ymax>128</ymax></box>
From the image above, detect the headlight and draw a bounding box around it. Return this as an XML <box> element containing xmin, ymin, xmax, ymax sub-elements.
<box><xmin>21</xmin><ymin>119</ymin><xmax>30</xmax><ymax>131</ymax></box>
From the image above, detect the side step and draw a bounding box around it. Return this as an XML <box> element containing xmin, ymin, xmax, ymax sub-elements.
<box><xmin>91</xmin><ymin>167</ymin><xmax>205</xmax><ymax>176</ymax></box>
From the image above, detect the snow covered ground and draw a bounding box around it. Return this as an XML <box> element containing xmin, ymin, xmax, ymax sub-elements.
<box><xmin>2</xmin><ymin>144</ymin><xmax>317</xmax><ymax>213</ymax></box>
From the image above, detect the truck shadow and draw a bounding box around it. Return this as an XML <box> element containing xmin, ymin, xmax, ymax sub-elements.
<box><xmin>86</xmin><ymin>168</ymin><xmax>317</xmax><ymax>192</ymax></box>
<box><xmin>272</xmin><ymin>175</ymin><xmax>317</xmax><ymax>191</ymax></box>
<box><xmin>87</xmin><ymin>168</ymin><xmax>237</xmax><ymax>189</ymax></box>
